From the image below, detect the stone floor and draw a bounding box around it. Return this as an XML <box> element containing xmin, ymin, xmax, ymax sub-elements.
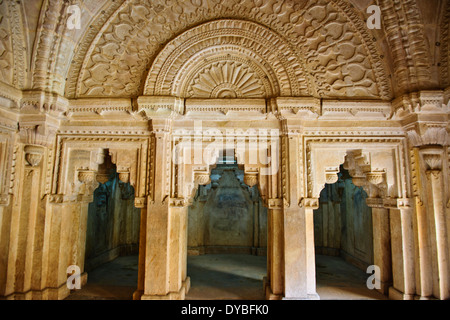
<box><xmin>65</xmin><ymin>254</ymin><xmax>387</xmax><ymax>300</ymax></box>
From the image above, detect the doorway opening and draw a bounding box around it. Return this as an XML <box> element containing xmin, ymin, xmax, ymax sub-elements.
<box><xmin>185</xmin><ymin>156</ymin><xmax>267</xmax><ymax>300</ymax></box>
<box><xmin>314</xmin><ymin>165</ymin><xmax>386</xmax><ymax>300</ymax></box>
<box><xmin>66</xmin><ymin>153</ymin><xmax>140</xmax><ymax>300</ymax></box>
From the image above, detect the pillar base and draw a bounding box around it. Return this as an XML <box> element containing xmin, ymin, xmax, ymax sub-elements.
<box><xmin>376</xmin><ymin>280</ymin><xmax>391</xmax><ymax>296</ymax></box>
<box><xmin>263</xmin><ymin>277</ymin><xmax>320</xmax><ymax>300</ymax></box>
<box><xmin>282</xmin><ymin>294</ymin><xmax>320</xmax><ymax>300</ymax></box>
<box><xmin>263</xmin><ymin>276</ymin><xmax>282</xmax><ymax>300</ymax></box>
<box><xmin>1</xmin><ymin>282</ymin><xmax>72</xmax><ymax>300</ymax></box>
<box><xmin>388</xmin><ymin>286</ymin><xmax>415</xmax><ymax>300</ymax></box>
<box><xmin>414</xmin><ymin>295</ymin><xmax>438</xmax><ymax>300</ymax></box>
<box><xmin>137</xmin><ymin>277</ymin><xmax>191</xmax><ymax>300</ymax></box>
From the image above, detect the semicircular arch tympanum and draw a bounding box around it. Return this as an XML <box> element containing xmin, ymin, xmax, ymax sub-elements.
<box><xmin>66</xmin><ymin>0</ymin><xmax>393</xmax><ymax>100</ymax></box>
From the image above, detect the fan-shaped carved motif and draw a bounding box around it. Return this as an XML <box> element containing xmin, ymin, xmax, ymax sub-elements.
<box><xmin>188</xmin><ymin>61</ymin><xmax>265</xmax><ymax>98</ymax></box>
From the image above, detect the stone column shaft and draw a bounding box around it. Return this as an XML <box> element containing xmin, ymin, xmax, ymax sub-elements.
<box><xmin>389</xmin><ymin>207</ymin><xmax>415</xmax><ymax>300</ymax></box>
<box><xmin>133</xmin><ymin>206</ymin><xmax>147</xmax><ymax>300</ymax></box>
<box><xmin>371</xmin><ymin>207</ymin><xmax>392</xmax><ymax>295</ymax></box>
<box><xmin>412</xmin><ymin>197</ymin><xmax>433</xmax><ymax>298</ymax></box>
<box><xmin>266</xmin><ymin>207</ymin><xmax>283</xmax><ymax>299</ymax></box>
<box><xmin>427</xmin><ymin>169</ymin><xmax>449</xmax><ymax>299</ymax></box>
<box><xmin>283</xmin><ymin>206</ymin><xmax>318</xmax><ymax>300</ymax></box>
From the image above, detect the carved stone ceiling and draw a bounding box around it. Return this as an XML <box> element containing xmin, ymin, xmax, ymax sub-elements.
<box><xmin>0</xmin><ymin>0</ymin><xmax>448</xmax><ymax>101</ymax></box>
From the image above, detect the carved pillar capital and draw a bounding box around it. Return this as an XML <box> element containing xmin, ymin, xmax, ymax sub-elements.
<box><xmin>325</xmin><ymin>167</ymin><xmax>339</xmax><ymax>184</ymax></box>
<box><xmin>24</xmin><ymin>145</ymin><xmax>44</xmax><ymax>167</ymax></box>
<box><xmin>76</xmin><ymin>169</ymin><xmax>99</xmax><ymax>201</ymax></box>
<box><xmin>134</xmin><ymin>197</ymin><xmax>147</xmax><ymax>209</ymax></box>
<box><xmin>117</xmin><ymin>168</ymin><xmax>131</xmax><ymax>184</ymax></box>
<box><xmin>193</xmin><ymin>168</ymin><xmax>211</xmax><ymax>186</ymax></box>
<box><xmin>420</xmin><ymin>145</ymin><xmax>443</xmax><ymax>171</ymax></box>
<box><xmin>244</xmin><ymin>169</ymin><xmax>258</xmax><ymax>187</ymax></box>
<box><xmin>366</xmin><ymin>171</ymin><xmax>385</xmax><ymax>185</ymax></box>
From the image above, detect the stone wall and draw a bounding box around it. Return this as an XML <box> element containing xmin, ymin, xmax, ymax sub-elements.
<box><xmin>314</xmin><ymin>168</ymin><xmax>374</xmax><ymax>271</ymax></box>
<box><xmin>85</xmin><ymin>172</ymin><xmax>140</xmax><ymax>272</ymax></box>
<box><xmin>188</xmin><ymin>164</ymin><xmax>267</xmax><ymax>256</ymax></box>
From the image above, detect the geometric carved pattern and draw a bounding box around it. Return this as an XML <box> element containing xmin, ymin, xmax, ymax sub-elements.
<box><xmin>189</xmin><ymin>61</ymin><xmax>266</xmax><ymax>98</ymax></box>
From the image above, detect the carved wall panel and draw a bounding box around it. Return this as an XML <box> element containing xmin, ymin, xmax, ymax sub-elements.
<box><xmin>0</xmin><ymin>0</ymin><xmax>26</xmax><ymax>90</ymax></box>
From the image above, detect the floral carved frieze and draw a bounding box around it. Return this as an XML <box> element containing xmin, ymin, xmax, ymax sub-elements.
<box><xmin>67</xmin><ymin>1</ymin><xmax>391</xmax><ymax>101</ymax></box>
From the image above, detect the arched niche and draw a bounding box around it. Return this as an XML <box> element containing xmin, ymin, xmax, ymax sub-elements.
<box><xmin>304</xmin><ymin>136</ymin><xmax>413</xmax><ymax>297</ymax></box>
<box><xmin>170</xmin><ymin>126</ymin><xmax>280</xmax><ymax>208</ymax></box>
<box><xmin>304</xmin><ymin>138</ymin><xmax>411</xmax><ymax>206</ymax></box>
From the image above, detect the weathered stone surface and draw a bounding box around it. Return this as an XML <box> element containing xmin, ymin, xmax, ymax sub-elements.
<box><xmin>0</xmin><ymin>0</ymin><xmax>449</xmax><ymax>301</ymax></box>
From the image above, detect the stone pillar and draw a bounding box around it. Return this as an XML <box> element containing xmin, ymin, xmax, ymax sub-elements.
<box><xmin>387</xmin><ymin>199</ymin><xmax>416</xmax><ymax>300</ymax></box>
<box><xmin>265</xmin><ymin>199</ymin><xmax>283</xmax><ymax>300</ymax></box>
<box><xmin>282</xmin><ymin>199</ymin><xmax>319</xmax><ymax>300</ymax></box>
<box><xmin>140</xmin><ymin>202</ymin><xmax>190</xmax><ymax>300</ymax></box>
<box><xmin>412</xmin><ymin>196</ymin><xmax>433</xmax><ymax>299</ymax></box>
<box><xmin>252</xmin><ymin>198</ymin><xmax>259</xmax><ymax>255</ymax></box>
<box><xmin>3</xmin><ymin>145</ymin><xmax>45</xmax><ymax>299</ymax></box>
<box><xmin>168</xmin><ymin>201</ymin><xmax>190</xmax><ymax>298</ymax></box>
<box><xmin>133</xmin><ymin>201</ymin><xmax>147</xmax><ymax>300</ymax></box>
<box><xmin>410</xmin><ymin>146</ymin><xmax>434</xmax><ymax>300</ymax></box>
<box><xmin>368</xmin><ymin>200</ymin><xmax>392</xmax><ymax>295</ymax></box>
<box><xmin>422</xmin><ymin>147</ymin><xmax>449</xmax><ymax>300</ymax></box>
<box><xmin>141</xmin><ymin>201</ymin><xmax>171</xmax><ymax>299</ymax></box>
<box><xmin>41</xmin><ymin>169</ymin><xmax>97</xmax><ymax>300</ymax></box>
<box><xmin>139</xmin><ymin>120</ymin><xmax>189</xmax><ymax>300</ymax></box>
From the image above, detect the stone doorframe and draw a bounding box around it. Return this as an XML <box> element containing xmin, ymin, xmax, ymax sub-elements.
<box><xmin>304</xmin><ymin>136</ymin><xmax>413</xmax><ymax>299</ymax></box>
<box><xmin>46</xmin><ymin>135</ymin><xmax>150</xmax><ymax>299</ymax></box>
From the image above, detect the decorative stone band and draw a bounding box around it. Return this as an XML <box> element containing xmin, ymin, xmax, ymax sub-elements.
<box><xmin>134</xmin><ymin>197</ymin><xmax>147</xmax><ymax>209</ymax></box>
<box><xmin>169</xmin><ymin>198</ymin><xmax>187</xmax><ymax>208</ymax></box>
<box><xmin>366</xmin><ymin>197</ymin><xmax>384</xmax><ymax>208</ymax></box>
<box><xmin>267</xmin><ymin>198</ymin><xmax>284</xmax><ymax>210</ymax></box>
<box><xmin>46</xmin><ymin>194</ymin><xmax>66</xmax><ymax>204</ymax></box>
<box><xmin>299</xmin><ymin>198</ymin><xmax>319</xmax><ymax>210</ymax></box>
<box><xmin>382</xmin><ymin>198</ymin><xmax>414</xmax><ymax>210</ymax></box>
<box><xmin>138</xmin><ymin>96</ymin><xmax>184</xmax><ymax>117</ymax></box>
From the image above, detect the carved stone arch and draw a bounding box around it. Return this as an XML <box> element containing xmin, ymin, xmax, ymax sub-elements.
<box><xmin>0</xmin><ymin>0</ymin><xmax>26</xmax><ymax>90</ymax></box>
<box><xmin>66</xmin><ymin>0</ymin><xmax>391</xmax><ymax>100</ymax></box>
<box><xmin>143</xmin><ymin>19</ymin><xmax>306</xmax><ymax>98</ymax></box>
